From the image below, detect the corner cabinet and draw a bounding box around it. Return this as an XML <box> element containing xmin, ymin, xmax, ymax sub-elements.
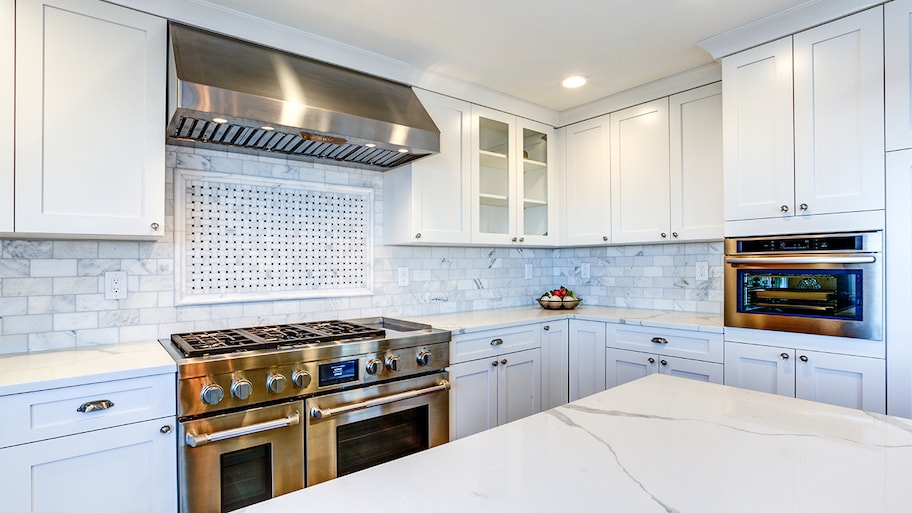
<box><xmin>448</xmin><ymin>323</ymin><xmax>542</xmax><ymax>440</ymax></box>
<box><xmin>471</xmin><ymin>106</ymin><xmax>557</xmax><ymax>246</ymax></box>
<box><xmin>722</xmin><ymin>7</ymin><xmax>885</xmax><ymax>232</ymax></box>
<box><xmin>0</xmin><ymin>373</ymin><xmax>178</xmax><ymax>513</ymax></box>
<box><xmin>886</xmin><ymin>0</ymin><xmax>912</xmax><ymax>151</ymax></box>
<box><xmin>13</xmin><ymin>0</ymin><xmax>166</xmax><ymax>239</ymax></box>
<box><xmin>724</xmin><ymin>341</ymin><xmax>885</xmax><ymax>413</ymax></box>
<box><xmin>568</xmin><ymin>319</ymin><xmax>606</xmax><ymax>401</ymax></box>
<box><xmin>384</xmin><ymin>89</ymin><xmax>472</xmax><ymax>244</ymax></box>
<box><xmin>563</xmin><ymin>115</ymin><xmax>611</xmax><ymax>246</ymax></box>
<box><xmin>541</xmin><ymin>320</ymin><xmax>569</xmax><ymax>410</ymax></box>
<box><xmin>0</xmin><ymin>0</ymin><xmax>12</xmax><ymax>232</ymax></box>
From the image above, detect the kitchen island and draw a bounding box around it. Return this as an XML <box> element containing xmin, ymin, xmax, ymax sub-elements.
<box><xmin>240</xmin><ymin>374</ymin><xmax>912</xmax><ymax>513</ymax></box>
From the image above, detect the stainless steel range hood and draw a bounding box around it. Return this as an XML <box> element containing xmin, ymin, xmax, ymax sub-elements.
<box><xmin>167</xmin><ymin>23</ymin><xmax>439</xmax><ymax>171</ymax></box>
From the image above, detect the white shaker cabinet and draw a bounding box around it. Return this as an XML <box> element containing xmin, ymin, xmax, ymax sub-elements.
<box><xmin>886</xmin><ymin>149</ymin><xmax>912</xmax><ymax>417</ymax></box>
<box><xmin>605</xmin><ymin>324</ymin><xmax>723</xmax><ymax>388</ymax></box>
<box><xmin>13</xmin><ymin>0</ymin><xmax>166</xmax><ymax>238</ymax></box>
<box><xmin>384</xmin><ymin>89</ymin><xmax>472</xmax><ymax>245</ymax></box>
<box><xmin>606</xmin><ymin>348</ymin><xmax>723</xmax><ymax>387</ymax></box>
<box><xmin>541</xmin><ymin>320</ymin><xmax>569</xmax><ymax>410</ymax></box>
<box><xmin>562</xmin><ymin>115</ymin><xmax>611</xmax><ymax>246</ymax></box>
<box><xmin>669</xmin><ymin>82</ymin><xmax>723</xmax><ymax>241</ymax></box>
<box><xmin>0</xmin><ymin>0</ymin><xmax>11</xmax><ymax>232</ymax></box>
<box><xmin>568</xmin><ymin>319</ymin><xmax>606</xmax><ymax>402</ymax></box>
<box><xmin>886</xmin><ymin>0</ymin><xmax>912</xmax><ymax>151</ymax></box>
<box><xmin>724</xmin><ymin>341</ymin><xmax>886</xmax><ymax>413</ymax></box>
<box><xmin>723</xmin><ymin>6</ymin><xmax>884</xmax><ymax>233</ymax></box>
<box><xmin>609</xmin><ymin>98</ymin><xmax>671</xmax><ymax>244</ymax></box>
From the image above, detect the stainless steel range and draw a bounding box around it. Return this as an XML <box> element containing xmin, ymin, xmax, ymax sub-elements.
<box><xmin>160</xmin><ymin>317</ymin><xmax>451</xmax><ymax>513</ymax></box>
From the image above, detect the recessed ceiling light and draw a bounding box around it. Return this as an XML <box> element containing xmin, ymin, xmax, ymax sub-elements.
<box><xmin>212</xmin><ymin>117</ymin><xmax>228</xmax><ymax>124</ymax></box>
<box><xmin>561</xmin><ymin>76</ymin><xmax>587</xmax><ymax>89</ymax></box>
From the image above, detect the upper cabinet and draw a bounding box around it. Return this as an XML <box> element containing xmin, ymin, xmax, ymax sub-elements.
<box><xmin>1</xmin><ymin>0</ymin><xmax>12</xmax><ymax>233</ymax></box>
<box><xmin>887</xmin><ymin>0</ymin><xmax>912</xmax><ymax>151</ymax></box>
<box><xmin>384</xmin><ymin>90</ymin><xmax>472</xmax><ymax>245</ymax></box>
<box><xmin>12</xmin><ymin>0</ymin><xmax>166</xmax><ymax>239</ymax></box>
<box><xmin>722</xmin><ymin>7</ymin><xmax>885</xmax><ymax>233</ymax></box>
<box><xmin>471</xmin><ymin>106</ymin><xmax>557</xmax><ymax>246</ymax></box>
<box><xmin>562</xmin><ymin>115</ymin><xmax>611</xmax><ymax>246</ymax></box>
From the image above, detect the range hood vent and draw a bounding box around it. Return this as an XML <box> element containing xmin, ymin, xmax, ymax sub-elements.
<box><xmin>167</xmin><ymin>23</ymin><xmax>439</xmax><ymax>171</ymax></box>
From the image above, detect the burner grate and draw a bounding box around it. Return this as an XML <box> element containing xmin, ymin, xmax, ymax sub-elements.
<box><xmin>171</xmin><ymin>320</ymin><xmax>386</xmax><ymax>357</ymax></box>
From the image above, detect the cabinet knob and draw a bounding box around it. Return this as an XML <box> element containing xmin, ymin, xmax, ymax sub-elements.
<box><xmin>780</xmin><ymin>205</ymin><xmax>789</xmax><ymax>213</ymax></box>
<box><xmin>490</xmin><ymin>338</ymin><xmax>503</xmax><ymax>346</ymax></box>
<box><xmin>672</xmin><ymin>232</ymin><xmax>678</xmax><ymax>238</ymax></box>
<box><xmin>780</xmin><ymin>352</ymin><xmax>790</xmax><ymax>360</ymax></box>
<box><xmin>650</xmin><ymin>337</ymin><xmax>668</xmax><ymax>344</ymax></box>
<box><xmin>660</xmin><ymin>359</ymin><xmax>668</xmax><ymax>366</ymax></box>
<box><xmin>512</xmin><ymin>237</ymin><xmax>518</xmax><ymax>242</ymax></box>
<box><xmin>660</xmin><ymin>232</ymin><xmax>667</xmax><ymax>238</ymax></box>
<box><xmin>519</xmin><ymin>237</ymin><xmax>525</xmax><ymax>243</ymax></box>
<box><xmin>415</xmin><ymin>232</ymin><xmax>422</xmax><ymax>239</ymax></box>
<box><xmin>602</xmin><ymin>235</ymin><xmax>609</xmax><ymax>242</ymax></box>
<box><xmin>501</xmin><ymin>359</ymin><xmax>508</xmax><ymax>365</ymax></box>
<box><xmin>543</xmin><ymin>325</ymin><xmax>550</xmax><ymax>331</ymax></box>
<box><xmin>799</xmin><ymin>355</ymin><xmax>809</xmax><ymax>363</ymax></box>
<box><xmin>150</xmin><ymin>222</ymin><xmax>160</xmax><ymax>231</ymax></box>
<box><xmin>492</xmin><ymin>360</ymin><xmax>499</xmax><ymax>367</ymax></box>
<box><xmin>799</xmin><ymin>203</ymin><xmax>808</xmax><ymax>212</ymax></box>
<box><xmin>160</xmin><ymin>425</ymin><xmax>172</xmax><ymax>435</ymax></box>
<box><xmin>648</xmin><ymin>357</ymin><xmax>656</xmax><ymax>364</ymax></box>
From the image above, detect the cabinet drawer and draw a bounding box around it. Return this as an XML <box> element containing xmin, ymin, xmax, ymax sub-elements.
<box><xmin>0</xmin><ymin>373</ymin><xmax>175</xmax><ymax>448</ymax></box>
<box><xmin>607</xmin><ymin>324</ymin><xmax>723</xmax><ymax>363</ymax></box>
<box><xmin>451</xmin><ymin>323</ymin><xmax>541</xmax><ymax>364</ymax></box>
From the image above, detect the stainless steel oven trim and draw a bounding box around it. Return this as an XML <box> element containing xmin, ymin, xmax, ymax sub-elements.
<box><xmin>725</xmin><ymin>256</ymin><xmax>877</xmax><ymax>265</ymax></box>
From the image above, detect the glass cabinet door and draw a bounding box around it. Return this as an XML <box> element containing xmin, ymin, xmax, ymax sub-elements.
<box><xmin>520</xmin><ymin>124</ymin><xmax>550</xmax><ymax>240</ymax></box>
<box><xmin>473</xmin><ymin>107</ymin><xmax>515</xmax><ymax>242</ymax></box>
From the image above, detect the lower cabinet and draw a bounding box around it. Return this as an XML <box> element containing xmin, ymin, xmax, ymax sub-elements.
<box><xmin>606</xmin><ymin>347</ymin><xmax>723</xmax><ymax>387</ymax></box>
<box><xmin>448</xmin><ymin>347</ymin><xmax>542</xmax><ymax>440</ymax></box>
<box><xmin>724</xmin><ymin>341</ymin><xmax>886</xmax><ymax>413</ymax></box>
<box><xmin>569</xmin><ymin>319</ymin><xmax>607</xmax><ymax>401</ymax></box>
<box><xmin>541</xmin><ymin>320</ymin><xmax>570</xmax><ymax>410</ymax></box>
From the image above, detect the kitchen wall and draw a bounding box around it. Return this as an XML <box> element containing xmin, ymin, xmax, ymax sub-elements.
<box><xmin>0</xmin><ymin>146</ymin><xmax>722</xmax><ymax>355</ymax></box>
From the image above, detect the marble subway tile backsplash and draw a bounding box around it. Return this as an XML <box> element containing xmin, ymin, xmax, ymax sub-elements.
<box><xmin>0</xmin><ymin>146</ymin><xmax>722</xmax><ymax>354</ymax></box>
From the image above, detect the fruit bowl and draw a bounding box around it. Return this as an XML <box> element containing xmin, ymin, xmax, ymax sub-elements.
<box><xmin>537</xmin><ymin>298</ymin><xmax>581</xmax><ymax>310</ymax></box>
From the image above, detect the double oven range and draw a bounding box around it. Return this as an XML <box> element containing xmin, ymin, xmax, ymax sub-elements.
<box><xmin>160</xmin><ymin>318</ymin><xmax>451</xmax><ymax>513</ymax></box>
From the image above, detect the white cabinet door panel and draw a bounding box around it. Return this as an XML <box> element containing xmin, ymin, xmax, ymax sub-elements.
<box><xmin>724</xmin><ymin>342</ymin><xmax>795</xmax><ymax>398</ymax></box>
<box><xmin>564</xmin><ymin>116</ymin><xmax>610</xmax><ymax>245</ymax></box>
<box><xmin>569</xmin><ymin>320</ymin><xmax>607</xmax><ymax>401</ymax></box>
<box><xmin>498</xmin><ymin>348</ymin><xmax>541</xmax><ymax>426</ymax></box>
<box><xmin>0</xmin><ymin>0</ymin><xmax>12</xmax><ymax>233</ymax></box>
<box><xmin>15</xmin><ymin>0</ymin><xmax>165</xmax><ymax>237</ymax></box>
<box><xmin>796</xmin><ymin>350</ymin><xmax>885</xmax><ymax>413</ymax></box>
<box><xmin>541</xmin><ymin>320</ymin><xmax>569</xmax><ymax>410</ymax></box>
<box><xmin>886</xmin><ymin>0</ymin><xmax>912</xmax><ymax>151</ymax></box>
<box><xmin>660</xmin><ymin>356</ymin><xmax>723</xmax><ymax>384</ymax></box>
<box><xmin>448</xmin><ymin>358</ymin><xmax>498</xmax><ymax>440</ymax></box>
<box><xmin>793</xmin><ymin>7</ymin><xmax>884</xmax><ymax>215</ymax></box>
<box><xmin>887</xmin><ymin>149</ymin><xmax>912</xmax><ymax>418</ymax></box>
<box><xmin>606</xmin><ymin>348</ymin><xmax>657</xmax><ymax>388</ymax></box>
<box><xmin>722</xmin><ymin>37</ymin><xmax>794</xmax><ymax>222</ymax></box>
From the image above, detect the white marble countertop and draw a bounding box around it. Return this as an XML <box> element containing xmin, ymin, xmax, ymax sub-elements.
<box><xmin>240</xmin><ymin>374</ymin><xmax>912</xmax><ymax>513</ymax></box>
<box><xmin>0</xmin><ymin>341</ymin><xmax>176</xmax><ymax>396</ymax></box>
<box><xmin>410</xmin><ymin>305</ymin><xmax>724</xmax><ymax>335</ymax></box>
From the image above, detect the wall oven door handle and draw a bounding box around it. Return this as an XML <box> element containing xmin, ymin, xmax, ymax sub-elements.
<box><xmin>310</xmin><ymin>380</ymin><xmax>450</xmax><ymax>420</ymax></box>
<box><xmin>185</xmin><ymin>411</ymin><xmax>301</xmax><ymax>448</ymax></box>
<box><xmin>725</xmin><ymin>256</ymin><xmax>876</xmax><ymax>265</ymax></box>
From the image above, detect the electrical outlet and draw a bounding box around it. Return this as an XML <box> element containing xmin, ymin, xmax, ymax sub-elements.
<box><xmin>524</xmin><ymin>264</ymin><xmax>532</xmax><ymax>279</ymax></box>
<box><xmin>696</xmin><ymin>262</ymin><xmax>709</xmax><ymax>281</ymax></box>
<box><xmin>581</xmin><ymin>263</ymin><xmax>591</xmax><ymax>279</ymax></box>
<box><xmin>397</xmin><ymin>267</ymin><xmax>409</xmax><ymax>287</ymax></box>
<box><xmin>104</xmin><ymin>271</ymin><xmax>127</xmax><ymax>300</ymax></box>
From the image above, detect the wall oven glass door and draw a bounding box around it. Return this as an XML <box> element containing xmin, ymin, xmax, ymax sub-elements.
<box><xmin>305</xmin><ymin>373</ymin><xmax>449</xmax><ymax>486</ymax></box>
<box><xmin>179</xmin><ymin>400</ymin><xmax>304</xmax><ymax>513</ymax></box>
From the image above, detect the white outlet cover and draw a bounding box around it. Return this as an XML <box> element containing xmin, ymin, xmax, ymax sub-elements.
<box><xmin>104</xmin><ymin>271</ymin><xmax>128</xmax><ymax>300</ymax></box>
<box><xmin>696</xmin><ymin>262</ymin><xmax>709</xmax><ymax>281</ymax></box>
<box><xmin>581</xmin><ymin>263</ymin><xmax>591</xmax><ymax>279</ymax></box>
<box><xmin>397</xmin><ymin>267</ymin><xmax>409</xmax><ymax>287</ymax></box>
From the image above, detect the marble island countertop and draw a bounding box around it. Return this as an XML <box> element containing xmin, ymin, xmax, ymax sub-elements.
<box><xmin>240</xmin><ymin>374</ymin><xmax>912</xmax><ymax>513</ymax></box>
<box><xmin>410</xmin><ymin>305</ymin><xmax>723</xmax><ymax>334</ymax></box>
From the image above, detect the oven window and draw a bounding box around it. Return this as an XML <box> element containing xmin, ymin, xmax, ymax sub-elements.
<box><xmin>737</xmin><ymin>269</ymin><xmax>862</xmax><ymax>320</ymax></box>
<box><xmin>220</xmin><ymin>444</ymin><xmax>273</xmax><ymax>513</ymax></box>
<box><xmin>336</xmin><ymin>405</ymin><xmax>429</xmax><ymax>477</ymax></box>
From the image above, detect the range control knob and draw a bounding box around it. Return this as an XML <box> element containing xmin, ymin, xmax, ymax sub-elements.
<box><xmin>231</xmin><ymin>377</ymin><xmax>253</xmax><ymax>400</ymax></box>
<box><xmin>200</xmin><ymin>383</ymin><xmax>224</xmax><ymax>405</ymax></box>
<box><xmin>385</xmin><ymin>354</ymin><xmax>400</xmax><ymax>372</ymax></box>
<box><xmin>416</xmin><ymin>349</ymin><xmax>432</xmax><ymax>366</ymax></box>
<box><xmin>266</xmin><ymin>373</ymin><xmax>287</xmax><ymax>394</ymax></box>
<box><xmin>292</xmin><ymin>369</ymin><xmax>312</xmax><ymax>389</ymax></box>
<box><xmin>365</xmin><ymin>358</ymin><xmax>382</xmax><ymax>375</ymax></box>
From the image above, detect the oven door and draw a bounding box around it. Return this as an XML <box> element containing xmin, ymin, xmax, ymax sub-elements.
<box><xmin>724</xmin><ymin>254</ymin><xmax>882</xmax><ymax>339</ymax></box>
<box><xmin>179</xmin><ymin>400</ymin><xmax>304</xmax><ymax>513</ymax></box>
<box><xmin>305</xmin><ymin>373</ymin><xmax>449</xmax><ymax>486</ymax></box>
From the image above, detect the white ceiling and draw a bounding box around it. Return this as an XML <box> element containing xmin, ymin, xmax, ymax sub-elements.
<box><xmin>202</xmin><ymin>0</ymin><xmax>812</xmax><ymax>112</ymax></box>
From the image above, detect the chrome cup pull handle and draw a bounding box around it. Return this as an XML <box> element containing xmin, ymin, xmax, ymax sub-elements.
<box><xmin>77</xmin><ymin>399</ymin><xmax>114</xmax><ymax>413</ymax></box>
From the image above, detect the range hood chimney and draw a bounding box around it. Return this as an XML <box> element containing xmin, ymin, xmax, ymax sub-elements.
<box><xmin>166</xmin><ymin>23</ymin><xmax>440</xmax><ymax>171</ymax></box>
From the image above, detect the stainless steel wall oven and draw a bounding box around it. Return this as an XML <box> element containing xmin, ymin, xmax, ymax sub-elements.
<box><xmin>160</xmin><ymin>318</ymin><xmax>450</xmax><ymax>513</ymax></box>
<box><xmin>724</xmin><ymin>232</ymin><xmax>883</xmax><ymax>339</ymax></box>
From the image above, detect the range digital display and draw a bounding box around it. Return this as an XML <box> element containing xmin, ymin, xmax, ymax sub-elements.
<box><xmin>319</xmin><ymin>360</ymin><xmax>359</xmax><ymax>387</ymax></box>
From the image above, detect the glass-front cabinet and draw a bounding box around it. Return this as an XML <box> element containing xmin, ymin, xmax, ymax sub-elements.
<box><xmin>471</xmin><ymin>105</ymin><xmax>555</xmax><ymax>245</ymax></box>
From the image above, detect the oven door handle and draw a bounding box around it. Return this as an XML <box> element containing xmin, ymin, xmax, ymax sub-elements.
<box><xmin>725</xmin><ymin>256</ymin><xmax>876</xmax><ymax>265</ymax></box>
<box><xmin>185</xmin><ymin>411</ymin><xmax>301</xmax><ymax>448</ymax></box>
<box><xmin>310</xmin><ymin>380</ymin><xmax>450</xmax><ymax>420</ymax></box>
